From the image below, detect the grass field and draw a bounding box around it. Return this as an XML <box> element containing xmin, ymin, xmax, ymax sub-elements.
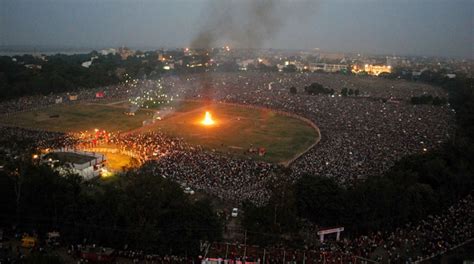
<box><xmin>1</xmin><ymin>103</ymin><xmax>153</xmax><ymax>132</ymax></box>
<box><xmin>1</xmin><ymin>101</ymin><xmax>319</xmax><ymax>163</ymax></box>
<box><xmin>141</xmin><ymin>103</ymin><xmax>319</xmax><ymax>163</ymax></box>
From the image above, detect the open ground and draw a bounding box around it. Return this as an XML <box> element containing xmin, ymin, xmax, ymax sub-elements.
<box><xmin>1</xmin><ymin>100</ymin><xmax>320</xmax><ymax>163</ymax></box>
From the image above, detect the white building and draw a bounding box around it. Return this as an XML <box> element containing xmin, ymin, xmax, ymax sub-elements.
<box><xmin>100</xmin><ymin>48</ymin><xmax>117</xmax><ymax>56</ymax></box>
<box><xmin>310</xmin><ymin>63</ymin><xmax>348</xmax><ymax>73</ymax></box>
<box><xmin>41</xmin><ymin>149</ymin><xmax>107</xmax><ymax>180</ymax></box>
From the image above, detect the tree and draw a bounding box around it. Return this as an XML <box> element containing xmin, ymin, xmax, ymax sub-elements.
<box><xmin>289</xmin><ymin>86</ymin><xmax>297</xmax><ymax>94</ymax></box>
<box><xmin>283</xmin><ymin>64</ymin><xmax>297</xmax><ymax>73</ymax></box>
<box><xmin>341</xmin><ymin>87</ymin><xmax>348</xmax><ymax>96</ymax></box>
<box><xmin>294</xmin><ymin>175</ymin><xmax>343</xmax><ymax>226</ymax></box>
<box><xmin>23</xmin><ymin>252</ymin><xmax>64</xmax><ymax>264</ymax></box>
<box><xmin>433</xmin><ymin>96</ymin><xmax>447</xmax><ymax>106</ymax></box>
<box><xmin>241</xmin><ymin>179</ymin><xmax>298</xmax><ymax>246</ymax></box>
<box><xmin>304</xmin><ymin>82</ymin><xmax>333</xmax><ymax>95</ymax></box>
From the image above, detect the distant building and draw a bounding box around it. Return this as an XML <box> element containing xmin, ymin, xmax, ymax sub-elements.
<box><xmin>445</xmin><ymin>73</ymin><xmax>456</xmax><ymax>79</ymax></box>
<box><xmin>237</xmin><ymin>59</ymin><xmax>255</xmax><ymax>70</ymax></box>
<box><xmin>352</xmin><ymin>64</ymin><xmax>392</xmax><ymax>76</ymax></box>
<box><xmin>81</xmin><ymin>56</ymin><xmax>98</xmax><ymax>68</ymax></box>
<box><xmin>412</xmin><ymin>68</ymin><xmax>428</xmax><ymax>78</ymax></box>
<box><xmin>24</xmin><ymin>64</ymin><xmax>42</xmax><ymax>70</ymax></box>
<box><xmin>100</xmin><ymin>48</ymin><xmax>117</xmax><ymax>56</ymax></box>
<box><xmin>310</xmin><ymin>63</ymin><xmax>348</xmax><ymax>73</ymax></box>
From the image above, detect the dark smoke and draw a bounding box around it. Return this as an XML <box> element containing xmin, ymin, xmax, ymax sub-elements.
<box><xmin>191</xmin><ymin>0</ymin><xmax>319</xmax><ymax>49</ymax></box>
<box><xmin>189</xmin><ymin>0</ymin><xmax>318</xmax><ymax>102</ymax></box>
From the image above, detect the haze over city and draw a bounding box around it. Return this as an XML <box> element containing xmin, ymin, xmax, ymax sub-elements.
<box><xmin>1</xmin><ymin>0</ymin><xmax>473</xmax><ymax>58</ymax></box>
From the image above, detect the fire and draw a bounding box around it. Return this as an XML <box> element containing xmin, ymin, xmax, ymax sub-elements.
<box><xmin>201</xmin><ymin>111</ymin><xmax>215</xmax><ymax>126</ymax></box>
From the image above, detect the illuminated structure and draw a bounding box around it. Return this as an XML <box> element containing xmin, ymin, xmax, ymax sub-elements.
<box><xmin>40</xmin><ymin>149</ymin><xmax>107</xmax><ymax>180</ymax></box>
<box><xmin>352</xmin><ymin>64</ymin><xmax>392</xmax><ymax>76</ymax></box>
<box><xmin>310</xmin><ymin>63</ymin><xmax>348</xmax><ymax>73</ymax></box>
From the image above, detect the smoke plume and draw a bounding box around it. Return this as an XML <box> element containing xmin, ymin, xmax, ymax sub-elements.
<box><xmin>188</xmin><ymin>0</ymin><xmax>318</xmax><ymax>102</ymax></box>
<box><xmin>191</xmin><ymin>0</ymin><xmax>319</xmax><ymax>49</ymax></box>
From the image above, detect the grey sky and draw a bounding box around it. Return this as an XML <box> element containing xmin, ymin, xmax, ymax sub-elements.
<box><xmin>1</xmin><ymin>0</ymin><xmax>472</xmax><ymax>58</ymax></box>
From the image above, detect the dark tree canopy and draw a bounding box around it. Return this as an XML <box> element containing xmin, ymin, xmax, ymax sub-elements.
<box><xmin>304</xmin><ymin>82</ymin><xmax>334</xmax><ymax>95</ymax></box>
<box><xmin>0</xmin><ymin>163</ymin><xmax>221</xmax><ymax>254</ymax></box>
<box><xmin>289</xmin><ymin>86</ymin><xmax>297</xmax><ymax>94</ymax></box>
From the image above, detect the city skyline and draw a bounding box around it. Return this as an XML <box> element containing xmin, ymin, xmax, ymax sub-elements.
<box><xmin>1</xmin><ymin>0</ymin><xmax>473</xmax><ymax>59</ymax></box>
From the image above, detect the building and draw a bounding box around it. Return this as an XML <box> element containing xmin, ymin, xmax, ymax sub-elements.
<box><xmin>100</xmin><ymin>48</ymin><xmax>117</xmax><ymax>56</ymax></box>
<box><xmin>352</xmin><ymin>64</ymin><xmax>392</xmax><ymax>76</ymax></box>
<box><xmin>41</xmin><ymin>149</ymin><xmax>107</xmax><ymax>180</ymax></box>
<box><xmin>310</xmin><ymin>63</ymin><xmax>348</xmax><ymax>73</ymax></box>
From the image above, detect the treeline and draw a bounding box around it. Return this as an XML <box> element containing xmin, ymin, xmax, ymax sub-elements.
<box><xmin>0</xmin><ymin>52</ymin><xmax>167</xmax><ymax>101</ymax></box>
<box><xmin>0</xmin><ymin>162</ymin><xmax>221</xmax><ymax>254</ymax></box>
<box><xmin>300</xmin><ymin>82</ymin><xmax>360</xmax><ymax>97</ymax></box>
<box><xmin>379</xmin><ymin>66</ymin><xmax>467</xmax><ymax>84</ymax></box>
<box><xmin>410</xmin><ymin>94</ymin><xmax>448</xmax><ymax>105</ymax></box>
<box><xmin>341</xmin><ymin>87</ymin><xmax>360</xmax><ymax>97</ymax></box>
<box><xmin>304</xmin><ymin>82</ymin><xmax>335</xmax><ymax>95</ymax></box>
<box><xmin>242</xmin><ymin>77</ymin><xmax>474</xmax><ymax>246</ymax></box>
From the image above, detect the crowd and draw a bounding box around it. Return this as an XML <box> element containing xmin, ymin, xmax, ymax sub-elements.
<box><xmin>0</xmin><ymin>126</ymin><xmax>77</xmax><ymax>158</ymax></box>
<box><xmin>156</xmin><ymin>72</ymin><xmax>454</xmax><ymax>184</ymax></box>
<box><xmin>66</xmin><ymin>243</ymin><xmax>192</xmax><ymax>263</ymax></box>
<box><xmin>0</xmin><ymin>72</ymin><xmax>465</xmax><ymax>262</ymax></box>
<box><xmin>205</xmin><ymin>194</ymin><xmax>473</xmax><ymax>263</ymax></box>
<box><xmin>3</xmin><ymin>192</ymin><xmax>471</xmax><ymax>264</ymax></box>
<box><xmin>85</xmin><ymin>131</ymin><xmax>279</xmax><ymax>206</ymax></box>
<box><xmin>0</xmin><ymin>72</ymin><xmax>456</xmax><ymax>202</ymax></box>
<box><xmin>0</xmin><ymin>72</ymin><xmax>456</xmax><ymax>201</ymax></box>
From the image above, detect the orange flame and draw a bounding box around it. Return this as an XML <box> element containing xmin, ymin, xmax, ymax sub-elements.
<box><xmin>201</xmin><ymin>111</ymin><xmax>215</xmax><ymax>126</ymax></box>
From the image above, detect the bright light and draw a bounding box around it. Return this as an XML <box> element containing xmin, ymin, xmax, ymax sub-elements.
<box><xmin>100</xmin><ymin>168</ymin><xmax>113</xmax><ymax>177</ymax></box>
<box><xmin>201</xmin><ymin>111</ymin><xmax>215</xmax><ymax>126</ymax></box>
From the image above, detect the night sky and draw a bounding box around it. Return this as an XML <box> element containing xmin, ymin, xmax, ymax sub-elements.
<box><xmin>1</xmin><ymin>0</ymin><xmax>472</xmax><ymax>58</ymax></box>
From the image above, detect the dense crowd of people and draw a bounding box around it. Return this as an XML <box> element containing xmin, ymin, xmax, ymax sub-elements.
<box><xmin>206</xmin><ymin>194</ymin><xmax>473</xmax><ymax>263</ymax></box>
<box><xmin>153</xmin><ymin>72</ymin><xmax>454</xmax><ymax>185</ymax></box>
<box><xmin>0</xmin><ymin>72</ymin><xmax>466</xmax><ymax>262</ymax></box>
<box><xmin>0</xmin><ymin>73</ymin><xmax>454</xmax><ymax>203</ymax></box>
<box><xmin>0</xmin><ymin>126</ymin><xmax>77</xmax><ymax>158</ymax></box>
<box><xmin>0</xmin><ymin>72</ymin><xmax>456</xmax><ymax>205</ymax></box>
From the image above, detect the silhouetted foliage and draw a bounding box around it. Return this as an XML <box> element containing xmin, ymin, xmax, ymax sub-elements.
<box><xmin>0</xmin><ymin>164</ymin><xmax>221</xmax><ymax>254</ymax></box>
<box><xmin>304</xmin><ymin>82</ymin><xmax>334</xmax><ymax>95</ymax></box>
<box><xmin>289</xmin><ymin>86</ymin><xmax>297</xmax><ymax>94</ymax></box>
<box><xmin>0</xmin><ymin>53</ymin><xmax>167</xmax><ymax>101</ymax></box>
<box><xmin>411</xmin><ymin>94</ymin><xmax>447</xmax><ymax>105</ymax></box>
